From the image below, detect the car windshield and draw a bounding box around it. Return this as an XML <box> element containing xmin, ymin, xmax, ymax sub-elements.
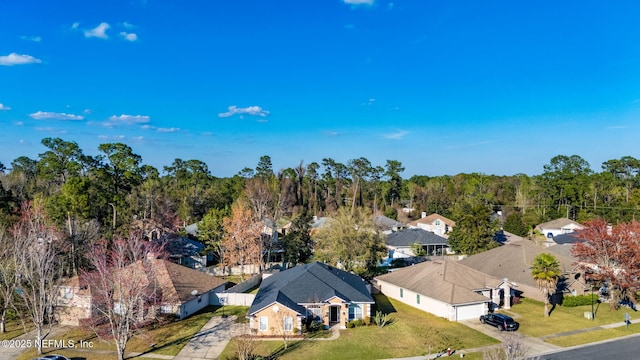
<box><xmin>505</xmin><ymin>318</ymin><xmax>515</xmax><ymax>323</ymax></box>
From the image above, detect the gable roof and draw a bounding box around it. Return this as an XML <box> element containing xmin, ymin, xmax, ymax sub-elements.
<box><xmin>552</xmin><ymin>232</ymin><xmax>584</xmax><ymax>245</ymax></box>
<box><xmin>125</xmin><ymin>259</ymin><xmax>227</xmax><ymax>303</ymax></box>
<box><xmin>458</xmin><ymin>239</ymin><xmax>577</xmax><ymax>290</ymax></box>
<box><xmin>407</xmin><ymin>213</ymin><xmax>456</xmax><ymax>227</ymax></box>
<box><xmin>386</xmin><ymin>228</ymin><xmax>448</xmax><ymax>247</ymax></box>
<box><xmin>375</xmin><ymin>260</ymin><xmax>499</xmax><ymax>305</ymax></box>
<box><xmin>374</xmin><ymin>215</ymin><xmax>406</xmax><ymax>231</ymax></box>
<box><xmin>249</xmin><ymin>262</ymin><xmax>374</xmax><ymax>316</ymax></box>
<box><xmin>536</xmin><ymin>218</ymin><xmax>583</xmax><ymax>231</ymax></box>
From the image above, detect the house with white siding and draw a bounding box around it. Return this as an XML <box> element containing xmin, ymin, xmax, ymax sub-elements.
<box><xmin>374</xmin><ymin>260</ymin><xmax>513</xmax><ymax>321</ymax></box>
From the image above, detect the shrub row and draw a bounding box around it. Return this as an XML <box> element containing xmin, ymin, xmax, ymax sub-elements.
<box><xmin>563</xmin><ymin>294</ymin><xmax>598</xmax><ymax>307</ymax></box>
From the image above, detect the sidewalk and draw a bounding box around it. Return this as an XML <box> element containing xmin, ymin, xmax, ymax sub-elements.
<box><xmin>385</xmin><ymin>318</ymin><xmax>640</xmax><ymax>360</ymax></box>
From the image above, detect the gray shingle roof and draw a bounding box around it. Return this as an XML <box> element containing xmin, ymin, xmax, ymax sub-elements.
<box><xmin>248</xmin><ymin>262</ymin><xmax>374</xmax><ymax>316</ymax></box>
<box><xmin>386</xmin><ymin>228</ymin><xmax>448</xmax><ymax>247</ymax></box>
<box><xmin>375</xmin><ymin>260</ymin><xmax>498</xmax><ymax>305</ymax></box>
<box><xmin>459</xmin><ymin>239</ymin><xmax>577</xmax><ymax>290</ymax></box>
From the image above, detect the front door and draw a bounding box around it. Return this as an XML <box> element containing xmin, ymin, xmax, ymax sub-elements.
<box><xmin>329</xmin><ymin>306</ymin><xmax>340</xmax><ymax>323</ymax></box>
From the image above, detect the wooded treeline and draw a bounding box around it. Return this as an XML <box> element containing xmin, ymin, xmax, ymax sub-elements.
<box><xmin>1</xmin><ymin>139</ymin><xmax>640</xmax><ymax>238</ymax></box>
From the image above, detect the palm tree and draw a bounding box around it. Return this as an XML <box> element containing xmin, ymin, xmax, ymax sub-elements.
<box><xmin>531</xmin><ymin>253</ymin><xmax>561</xmax><ymax>317</ymax></box>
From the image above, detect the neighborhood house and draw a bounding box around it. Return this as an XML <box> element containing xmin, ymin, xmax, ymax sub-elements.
<box><xmin>247</xmin><ymin>262</ymin><xmax>374</xmax><ymax>335</ymax></box>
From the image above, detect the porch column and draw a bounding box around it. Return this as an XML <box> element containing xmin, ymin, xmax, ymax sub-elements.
<box><xmin>501</xmin><ymin>279</ymin><xmax>511</xmax><ymax>309</ymax></box>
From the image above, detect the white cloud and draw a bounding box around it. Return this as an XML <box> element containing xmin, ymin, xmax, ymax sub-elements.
<box><xmin>105</xmin><ymin>114</ymin><xmax>151</xmax><ymax>126</ymax></box>
<box><xmin>218</xmin><ymin>105</ymin><xmax>270</xmax><ymax>118</ymax></box>
<box><xmin>0</xmin><ymin>53</ymin><xmax>42</xmax><ymax>66</ymax></box>
<box><xmin>119</xmin><ymin>32</ymin><xmax>138</xmax><ymax>41</ymax></box>
<box><xmin>20</xmin><ymin>35</ymin><xmax>42</xmax><ymax>42</ymax></box>
<box><xmin>71</xmin><ymin>22</ymin><xmax>80</xmax><ymax>30</ymax></box>
<box><xmin>84</xmin><ymin>22</ymin><xmax>110</xmax><ymax>39</ymax></box>
<box><xmin>157</xmin><ymin>127</ymin><xmax>180</xmax><ymax>133</ymax></box>
<box><xmin>122</xmin><ymin>22</ymin><xmax>135</xmax><ymax>29</ymax></box>
<box><xmin>384</xmin><ymin>130</ymin><xmax>409</xmax><ymax>140</ymax></box>
<box><xmin>0</xmin><ymin>103</ymin><xmax>11</xmax><ymax>111</ymax></box>
<box><xmin>343</xmin><ymin>0</ymin><xmax>374</xmax><ymax>5</ymax></box>
<box><xmin>30</xmin><ymin>111</ymin><xmax>84</xmax><ymax>121</ymax></box>
<box><xmin>35</xmin><ymin>127</ymin><xmax>67</xmax><ymax>134</ymax></box>
<box><xmin>98</xmin><ymin>135</ymin><xmax>126</xmax><ymax>140</ymax></box>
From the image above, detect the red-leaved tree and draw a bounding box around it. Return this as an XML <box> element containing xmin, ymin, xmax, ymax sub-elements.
<box><xmin>571</xmin><ymin>219</ymin><xmax>640</xmax><ymax>308</ymax></box>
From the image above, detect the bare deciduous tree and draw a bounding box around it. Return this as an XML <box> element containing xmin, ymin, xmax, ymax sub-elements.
<box><xmin>83</xmin><ymin>232</ymin><xmax>164</xmax><ymax>360</ymax></box>
<box><xmin>0</xmin><ymin>228</ymin><xmax>18</xmax><ymax>333</ymax></box>
<box><xmin>11</xmin><ymin>201</ymin><xmax>65</xmax><ymax>354</ymax></box>
<box><xmin>483</xmin><ymin>334</ymin><xmax>539</xmax><ymax>360</ymax></box>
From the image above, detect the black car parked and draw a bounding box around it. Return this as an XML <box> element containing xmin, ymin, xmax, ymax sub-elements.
<box><xmin>479</xmin><ymin>313</ymin><xmax>519</xmax><ymax>331</ymax></box>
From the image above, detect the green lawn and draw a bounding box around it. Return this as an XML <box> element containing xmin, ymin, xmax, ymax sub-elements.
<box><xmin>220</xmin><ymin>294</ymin><xmax>499</xmax><ymax>360</ymax></box>
<box><xmin>546</xmin><ymin>324</ymin><xmax>640</xmax><ymax>347</ymax></box>
<box><xmin>16</xmin><ymin>305</ymin><xmax>249</xmax><ymax>360</ymax></box>
<box><xmin>501</xmin><ymin>297</ymin><xmax>634</xmax><ymax>338</ymax></box>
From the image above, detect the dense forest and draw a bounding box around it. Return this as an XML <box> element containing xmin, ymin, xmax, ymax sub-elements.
<box><xmin>1</xmin><ymin>137</ymin><xmax>640</xmax><ymax>269</ymax></box>
<box><xmin>1</xmin><ymin>137</ymin><xmax>639</xmax><ymax>353</ymax></box>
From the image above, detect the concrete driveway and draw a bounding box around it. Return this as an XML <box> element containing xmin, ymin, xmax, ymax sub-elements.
<box><xmin>173</xmin><ymin>315</ymin><xmax>245</xmax><ymax>360</ymax></box>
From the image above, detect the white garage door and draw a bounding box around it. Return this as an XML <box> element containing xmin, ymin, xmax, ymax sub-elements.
<box><xmin>455</xmin><ymin>303</ymin><xmax>485</xmax><ymax>321</ymax></box>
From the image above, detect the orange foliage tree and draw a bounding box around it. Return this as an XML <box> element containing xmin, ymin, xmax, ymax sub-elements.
<box><xmin>221</xmin><ymin>202</ymin><xmax>262</xmax><ymax>277</ymax></box>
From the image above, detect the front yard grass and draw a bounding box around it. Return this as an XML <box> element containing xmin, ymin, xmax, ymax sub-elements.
<box><xmin>16</xmin><ymin>305</ymin><xmax>249</xmax><ymax>360</ymax></box>
<box><xmin>545</xmin><ymin>324</ymin><xmax>640</xmax><ymax>347</ymax></box>
<box><xmin>502</xmin><ymin>297</ymin><xmax>635</xmax><ymax>338</ymax></box>
<box><xmin>220</xmin><ymin>294</ymin><xmax>499</xmax><ymax>360</ymax></box>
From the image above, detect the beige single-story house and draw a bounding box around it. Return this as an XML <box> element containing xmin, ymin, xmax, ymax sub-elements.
<box><xmin>459</xmin><ymin>236</ymin><xmax>587</xmax><ymax>300</ymax></box>
<box><xmin>535</xmin><ymin>218</ymin><xmax>584</xmax><ymax>238</ymax></box>
<box><xmin>375</xmin><ymin>260</ymin><xmax>514</xmax><ymax>321</ymax></box>
<box><xmin>57</xmin><ymin>258</ymin><xmax>227</xmax><ymax>325</ymax></box>
<box><xmin>247</xmin><ymin>262</ymin><xmax>374</xmax><ymax>336</ymax></box>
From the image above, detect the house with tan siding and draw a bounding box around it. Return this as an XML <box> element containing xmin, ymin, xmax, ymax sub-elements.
<box><xmin>247</xmin><ymin>262</ymin><xmax>374</xmax><ymax>336</ymax></box>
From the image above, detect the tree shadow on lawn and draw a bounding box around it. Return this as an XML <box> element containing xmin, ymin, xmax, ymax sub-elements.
<box><xmin>373</xmin><ymin>294</ymin><xmax>397</xmax><ymax>314</ymax></box>
<box><xmin>267</xmin><ymin>339</ymin><xmax>305</xmax><ymax>359</ymax></box>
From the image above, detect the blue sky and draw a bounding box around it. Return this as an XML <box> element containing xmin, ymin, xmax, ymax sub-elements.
<box><xmin>1</xmin><ymin>0</ymin><xmax>639</xmax><ymax>177</ymax></box>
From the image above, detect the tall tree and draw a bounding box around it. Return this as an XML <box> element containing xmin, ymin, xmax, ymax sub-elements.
<box><xmin>539</xmin><ymin>155</ymin><xmax>592</xmax><ymax>220</ymax></box>
<box><xmin>11</xmin><ymin>200</ymin><xmax>64</xmax><ymax>354</ymax></box>
<box><xmin>503</xmin><ymin>212</ymin><xmax>529</xmax><ymax>237</ymax></box>
<box><xmin>221</xmin><ymin>202</ymin><xmax>262</xmax><ymax>277</ymax></box>
<box><xmin>602</xmin><ymin>156</ymin><xmax>640</xmax><ymax>204</ymax></box>
<box><xmin>313</xmin><ymin>207</ymin><xmax>386</xmax><ymax>276</ymax></box>
<box><xmin>37</xmin><ymin>137</ymin><xmax>86</xmax><ymax>190</ymax></box>
<box><xmin>384</xmin><ymin>160</ymin><xmax>404</xmax><ymax>208</ymax></box>
<box><xmin>0</xmin><ymin>228</ymin><xmax>18</xmax><ymax>333</ymax></box>
<box><xmin>96</xmin><ymin>143</ymin><xmax>143</xmax><ymax>232</ymax></box>
<box><xmin>83</xmin><ymin>233</ymin><xmax>164</xmax><ymax>360</ymax></box>
<box><xmin>281</xmin><ymin>213</ymin><xmax>314</xmax><ymax>267</ymax></box>
<box><xmin>198</xmin><ymin>207</ymin><xmax>229</xmax><ymax>262</ymax></box>
<box><xmin>531</xmin><ymin>253</ymin><xmax>561</xmax><ymax>317</ymax></box>
<box><xmin>255</xmin><ymin>155</ymin><xmax>274</xmax><ymax>179</ymax></box>
<box><xmin>347</xmin><ymin>157</ymin><xmax>372</xmax><ymax>210</ymax></box>
<box><xmin>447</xmin><ymin>204</ymin><xmax>500</xmax><ymax>255</ymax></box>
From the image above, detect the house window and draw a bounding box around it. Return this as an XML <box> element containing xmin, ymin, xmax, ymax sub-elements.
<box><xmin>307</xmin><ymin>305</ymin><xmax>322</xmax><ymax>319</ymax></box>
<box><xmin>259</xmin><ymin>316</ymin><xmax>268</xmax><ymax>332</ymax></box>
<box><xmin>348</xmin><ymin>304</ymin><xmax>362</xmax><ymax>320</ymax></box>
<box><xmin>416</xmin><ymin>294</ymin><xmax>420</xmax><ymax>305</ymax></box>
<box><xmin>400</xmin><ymin>288</ymin><xmax>404</xmax><ymax>298</ymax></box>
<box><xmin>435</xmin><ymin>219</ymin><xmax>441</xmax><ymax>226</ymax></box>
<box><xmin>283</xmin><ymin>316</ymin><xmax>293</xmax><ymax>332</ymax></box>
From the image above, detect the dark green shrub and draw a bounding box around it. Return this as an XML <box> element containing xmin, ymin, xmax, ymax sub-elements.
<box><xmin>562</xmin><ymin>294</ymin><xmax>598</xmax><ymax>307</ymax></box>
